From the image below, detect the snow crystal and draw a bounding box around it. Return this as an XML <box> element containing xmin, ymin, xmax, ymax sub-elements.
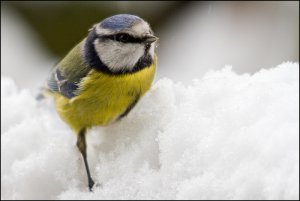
<box><xmin>1</xmin><ymin>62</ymin><xmax>299</xmax><ymax>200</ymax></box>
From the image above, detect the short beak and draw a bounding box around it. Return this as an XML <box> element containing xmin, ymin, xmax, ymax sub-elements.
<box><xmin>143</xmin><ymin>35</ymin><xmax>159</xmax><ymax>44</ymax></box>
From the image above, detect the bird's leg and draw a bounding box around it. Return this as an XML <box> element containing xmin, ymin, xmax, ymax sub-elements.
<box><xmin>77</xmin><ymin>128</ymin><xmax>95</xmax><ymax>191</ymax></box>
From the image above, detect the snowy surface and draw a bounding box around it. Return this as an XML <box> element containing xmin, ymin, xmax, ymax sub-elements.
<box><xmin>1</xmin><ymin>62</ymin><xmax>299</xmax><ymax>200</ymax></box>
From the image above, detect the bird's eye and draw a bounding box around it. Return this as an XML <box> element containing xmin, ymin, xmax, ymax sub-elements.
<box><xmin>116</xmin><ymin>34</ymin><xmax>130</xmax><ymax>43</ymax></box>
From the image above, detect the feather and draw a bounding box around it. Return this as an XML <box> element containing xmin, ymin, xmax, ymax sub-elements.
<box><xmin>46</xmin><ymin>40</ymin><xmax>91</xmax><ymax>99</ymax></box>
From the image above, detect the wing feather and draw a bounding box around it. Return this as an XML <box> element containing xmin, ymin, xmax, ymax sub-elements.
<box><xmin>46</xmin><ymin>40</ymin><xmax>91</xmax><ymax>99</ymax></box>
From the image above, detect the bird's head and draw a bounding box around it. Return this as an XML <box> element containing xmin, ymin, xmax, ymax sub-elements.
<box><xmin>84</xmin><ymin>14</ymin><xmax>158</xmax><ymax>74</ymax></box>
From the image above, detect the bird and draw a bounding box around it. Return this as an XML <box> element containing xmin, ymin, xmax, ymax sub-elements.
<box><xmin>45</xmin><ymin>14</ymin><xmax>158</xmax><ymax>191</ymax></box>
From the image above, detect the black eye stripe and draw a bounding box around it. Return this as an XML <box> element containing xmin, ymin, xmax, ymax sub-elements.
<box><xmin>98</xmin><ymin>33</ymin><xmax>143</xmax><ymax>43</ymax></box>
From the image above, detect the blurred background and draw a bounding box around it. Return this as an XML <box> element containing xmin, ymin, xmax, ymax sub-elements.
<box><xmin>1</xmin><ymin>1</ymin><xmax>299</xmax><ymax>89</ymax></box>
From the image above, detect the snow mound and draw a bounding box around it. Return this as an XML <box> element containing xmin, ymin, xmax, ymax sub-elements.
<box><xmin>1</xmin><ymin>62</ymin><xmax>299</xmax><ymax>200</ymax></box>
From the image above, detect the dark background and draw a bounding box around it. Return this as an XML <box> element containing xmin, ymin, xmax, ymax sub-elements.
<box><xmin>2</xmin><ymin>1</ymin><xmax>192</xmax><ymax>57</ymax></box>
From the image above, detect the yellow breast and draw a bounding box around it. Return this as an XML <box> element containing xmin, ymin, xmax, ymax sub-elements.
<box><xmin>53</xmin><ymin>58</ymin><xmax>156</xmax><ymax>133</ymax></box>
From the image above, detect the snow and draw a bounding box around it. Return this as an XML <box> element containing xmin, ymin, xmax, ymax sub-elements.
<box><xmin>1</xmin><ymin>62</ymin><xmax>299</xmax><ymax>200</ymax></box>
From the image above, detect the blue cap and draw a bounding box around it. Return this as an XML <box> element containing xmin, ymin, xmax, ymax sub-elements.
<box><xmin>100</xmin><ymin>14</ymin><xmax>141</xmax><ymax>30</ymax></box>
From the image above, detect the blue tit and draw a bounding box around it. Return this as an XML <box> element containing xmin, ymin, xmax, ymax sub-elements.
<box><xmin>46</xmin><ymin>14</ymin><xmax>158</xmax><ymax>191</ymax></box>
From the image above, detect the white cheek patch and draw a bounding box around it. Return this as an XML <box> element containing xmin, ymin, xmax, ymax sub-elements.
<box><xmin>149</xmin><ymin>43</ymin><xmax>155</xmax><ymax>58</ymax></box>
<box><xmin>94</xmin><ymin>39</ymin><xmax>145</xmax><ymax>72</ymax></box>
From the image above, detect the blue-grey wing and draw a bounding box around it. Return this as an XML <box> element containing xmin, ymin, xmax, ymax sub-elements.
<box><xmin>46</xmin><ymin>40</ymin><xmax>92</xmax><ymax>99</ymax></box>
<box><xmin>47</xmin><ymin>68</ymin><xmax>79</xmax><ymax>99</ymax></box>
